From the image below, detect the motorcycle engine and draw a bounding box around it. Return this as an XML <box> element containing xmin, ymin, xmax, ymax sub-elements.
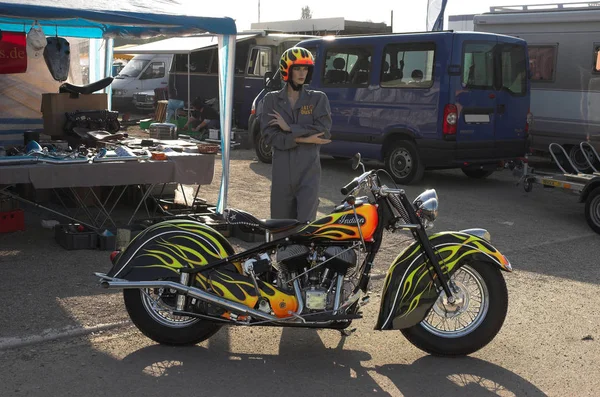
<box><xmin>275</xmin><ymin>245</ymin><xmax>357</xmax><ymax>312</ymax></box>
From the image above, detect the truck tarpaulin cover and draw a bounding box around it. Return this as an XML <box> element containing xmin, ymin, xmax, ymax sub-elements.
<box><xmin>0</xmin><ymin>31</ymin><xmax>27</xmax><ymax>74</ymax></box>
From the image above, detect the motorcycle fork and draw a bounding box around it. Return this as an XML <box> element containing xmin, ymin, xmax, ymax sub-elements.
<box><xmin>397</xmin><ymin>193</ymin><xmax>456</xmax><ymax>301</ymax></box>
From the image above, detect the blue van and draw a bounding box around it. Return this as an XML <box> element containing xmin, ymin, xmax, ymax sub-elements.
<box><xmin>250</xmin><ymin>32</ymin><xmax>531</xmax><ymax>184</ymax></box>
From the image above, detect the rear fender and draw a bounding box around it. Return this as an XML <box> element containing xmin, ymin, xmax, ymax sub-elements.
<box><xmin>106</xmin><ymin>220</ymin><xmax>235</xmax><ymax>281</ymax></box>
<box><xmin>375</xmin><ymin>231</ymin><xmax>512</xmax><ymax>331</ymax></box>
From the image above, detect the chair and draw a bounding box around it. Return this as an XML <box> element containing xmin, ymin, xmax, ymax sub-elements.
<box><xmin>325</xmin><ymin>57</ymin><xmax>349</xmax><ymax>84</ymax></box>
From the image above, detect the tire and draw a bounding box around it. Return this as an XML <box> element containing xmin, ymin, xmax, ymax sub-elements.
<box><xmin>401</xmin><ymin>260</ymin><xmax>508</xmax><ymax>356</ymax></box>
<box><xmin>123</xmin><ymin>279</ymin><xmax>222</xmax><ymax>345</ymax></box>
<box><xmin>584</xmin><ymin>186</ymin><xmax>600</xmax><ymax>234</ymax></box>
<box><xmin>568</xmin><ymin>145</ymin><xmax>593</xmax><ymax>173</ymax></box>
<box><xmin>255</xmin><ymin>132</ymin><xmax>273</xmax><ymax>164</ymax></box>
<box><xmin>384</xmin><ymin>140</ymin><xmax>424</xmax><ymax>185</ymax></box>
<box><xmin>461</xmin><ymin>167</ymin><xmax>494</xmax><ymax>179</ymax></box>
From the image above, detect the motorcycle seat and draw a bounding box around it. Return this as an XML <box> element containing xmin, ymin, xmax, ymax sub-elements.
<box><xmin>225</xmin><ymin>208</ymin><xmax>301</xmax><ymax>232</ymax></box>
<box><xmin>59</xmin><ymin>77</ymin><xmax>114</xmax><ymax>95</ymax></box>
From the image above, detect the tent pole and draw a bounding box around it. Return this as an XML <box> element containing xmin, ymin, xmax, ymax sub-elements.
<box><xmin>187</xmin><ymin>53</ymin><xmax>191</xmax><ymax>121</ymax></box>
<box><xmin>187</xmin><ymin>52</ymin><xmax>192</xmax><ymax>120</ymax></box>
<box><xmin>104</xmin><ymin>38</ymin><xmax>114</xmax><ymax>110</ymax></box>
<box><xmin>216</xmin><ymin>34</ymin><xmax>236</xmax><ymax>215</ymax></box>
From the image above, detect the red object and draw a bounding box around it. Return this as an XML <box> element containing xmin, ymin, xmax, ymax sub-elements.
<box><xmin>0</xmin><ymin>31</ymin><xmax>28</xmax><ymax>74</ymax></box>
<box><xmin>77</xmin><ymin>225</ymin><xmax>85</xmax><ymax>232</ymax></box>
<box><xmin>110</xmin><ymin>251</ymin><xmax>120</xmax><ymax>263</ymax></box>
<box><xmin>0</xmin><ymin>209</ymin><xmax>25</xmax><ymax>233</ymax></box>
<box><xmin>443</xmin><ymin>104</ymin><xmax>458</xmax><ymax>135</ymax></box>
<box><xmin>489</xmin><ymin>93</ymin><xmax>496</xmax><ymax>99</ymax></box>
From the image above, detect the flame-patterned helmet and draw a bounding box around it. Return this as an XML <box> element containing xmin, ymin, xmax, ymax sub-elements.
<box><xmin>279</xmin><ymin>47</ymin><xmax>315</xmax><ymax>83</ymax></box>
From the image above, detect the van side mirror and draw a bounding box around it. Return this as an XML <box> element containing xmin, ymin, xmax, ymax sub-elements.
<box><xmin>264</xmin><ymin>71</ymin><xmax>281</xmax><ymax>91</ymax></box>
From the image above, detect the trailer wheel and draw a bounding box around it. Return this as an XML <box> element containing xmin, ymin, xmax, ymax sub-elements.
<box><xmin>524</xmin><ymin>179</ymin><xmax>533</xmax><ymax>193</ymax></box>
<box><xmin>584</xmin><ymin>187</ymin><xmax>600</xmax><ymax>234</ymax></box>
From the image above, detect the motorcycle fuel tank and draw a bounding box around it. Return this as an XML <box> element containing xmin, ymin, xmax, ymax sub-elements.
<box><xmin>297</xmin><ymin>203</ymin><xmax>379</xmax><ymax>241</ymax></box>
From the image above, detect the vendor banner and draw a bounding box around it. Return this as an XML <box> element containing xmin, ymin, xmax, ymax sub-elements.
<box><xmin>0</xmin><ymin>31</ymin><xmax>27</xmax><ymax>74</ymax></box>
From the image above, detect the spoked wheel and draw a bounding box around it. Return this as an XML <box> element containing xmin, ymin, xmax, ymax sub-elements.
<box><xmin>255</xmin><ymin>133</ymin><xmax>273</xmax><ymax>164</ymax></box>
<box><xmin>585</xmin><ymin>187</ymin><xmax>600</xmax><ymax>234</ymax></box>
<box><xmin>124</xmin><ymin>279</ymin><xmax>222</xmax><ymax>345</ymax></box>
<box><xmin>401</xmin><ymin>261</ymin><xmax>508</xmax><ymax>356</ymax></box>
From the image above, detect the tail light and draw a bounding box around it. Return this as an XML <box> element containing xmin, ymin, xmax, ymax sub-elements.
<box><xmin>250</xmin><ymin>102</ymin><xmax>256</xmax><ymax>115</ymax></box>
<box><xmin>443</xmin><ymin>104</ymin><xmax>458</xmax><ymax>135</ymax></box>
<box><xmin>110</xmin><ymin>250</ymin><xmax>120</xmax><ymax>264</ymax></box>
<box><xmin>525</xmin><ymin>109</ymin><xmax>533</xmax><ymax>133</ymax></box>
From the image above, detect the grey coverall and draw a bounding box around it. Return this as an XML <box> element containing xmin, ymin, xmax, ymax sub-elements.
<box><xmin>260</xmin><ymin>85</ymin><xmax>332</xmax><ymax>222</ymax></box>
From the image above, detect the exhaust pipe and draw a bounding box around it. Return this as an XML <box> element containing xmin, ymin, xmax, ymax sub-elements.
<box><xmin>96</xmin><ymin>274</ymin><xmax>279</xmax><ymax>322</ymax></box>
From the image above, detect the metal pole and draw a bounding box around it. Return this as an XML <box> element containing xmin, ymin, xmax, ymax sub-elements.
<box><xmin>187</xmin><ymin>53</ymin><xmax>191</xmax><ymax>121</ymax></box>
<box><xmin>258</xmin><ymin>0</ymin><xmax>261</xmax><ymax>23</ymax></box>
<box><xmin>216</xmin><ymin>34</ymin><xmax>236</xmax><ymax>214</ymax></box>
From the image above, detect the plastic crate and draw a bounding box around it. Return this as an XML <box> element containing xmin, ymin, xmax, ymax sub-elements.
<box><xmin>97</xmin><ymin>229</ymin><xmax>117</xmax><ymax>251</ymax></box>
<box><xmin>0</xmin><ymin>209</ymin><xmax>25</xmax><ymax>233</ymax></box>
<box><xmin>54</xmin><ymin>224</ymin><xmax>98</xmax><ymax>250</ymax></box>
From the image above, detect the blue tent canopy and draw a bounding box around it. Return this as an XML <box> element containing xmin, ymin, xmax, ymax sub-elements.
<box><xmin>0</xmin><ymin>0</ymin><xmax>237</xmax><ymax>38</ymax></box>
<box><xmin>0</xmin><ymin>0</ymin><xmax>237</xmax><ymax>213</ymax></box>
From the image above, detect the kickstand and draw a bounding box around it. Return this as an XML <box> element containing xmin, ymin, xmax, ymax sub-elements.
<box><xmin>339</xmin><ymin>327</ymin><xmax>356</xmax><ymax>337</ymax></box>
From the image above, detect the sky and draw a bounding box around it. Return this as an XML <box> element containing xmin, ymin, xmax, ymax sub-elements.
<box><xmin>180</xmin><ymin>0</ymin><xmax>588</xmax><ymax>32</ymax></box>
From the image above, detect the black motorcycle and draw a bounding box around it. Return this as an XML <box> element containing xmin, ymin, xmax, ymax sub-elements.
<box><xmin>96</xmin><ymin>154</ymin><xmax>511</xmax><ymax>356</ymax></box>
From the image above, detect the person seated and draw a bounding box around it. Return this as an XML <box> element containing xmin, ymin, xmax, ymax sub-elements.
<box><xmin>183</xmin><ymin>97</ymin><xmax>220</xmax><ymax>138</ymax></box>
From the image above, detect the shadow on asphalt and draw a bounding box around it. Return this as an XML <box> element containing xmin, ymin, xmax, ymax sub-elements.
<box><xmin>110</xmin><ymin>329</ymin><xmax>547</xmax><ymax>397</ymax></box>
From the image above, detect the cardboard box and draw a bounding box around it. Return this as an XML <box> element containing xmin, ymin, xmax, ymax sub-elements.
<box><xmin>40</xmin><ymin>93</ymin><xmax>108</xmax><ymax>136</ymax></box>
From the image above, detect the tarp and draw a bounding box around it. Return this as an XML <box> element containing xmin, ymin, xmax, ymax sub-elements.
<box><xmin>0</xmin><ymin>0</ymin><xmax>236</xmax><ymax>38</ymax></box>
<box><xmin>114</xmin><ymin>34</ymin><xmax>257</xmax><ymax>55</ymax></box>
<box><xmin>0</xmin><ymin>0</ymin><xmax>237</xmax><ymax>213</ymax></box>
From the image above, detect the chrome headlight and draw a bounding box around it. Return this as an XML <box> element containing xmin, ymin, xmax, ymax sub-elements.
<box><xmin>413</xmin><ymin>189</ymin><xmax>438</xmax><ymax>223</ymax></box>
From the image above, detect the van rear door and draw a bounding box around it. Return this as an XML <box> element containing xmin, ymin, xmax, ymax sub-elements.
<box><xmin>453</xmin><ymin>37</ymin><xmax>498</xmax><ymax>160</ymax></box>
<box><xmin>495</xmin><ymin>39</ymin><xmax>529</xmax><ymax>158</ymax></box>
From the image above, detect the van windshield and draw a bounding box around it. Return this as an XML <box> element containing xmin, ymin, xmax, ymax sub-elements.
<box><xmin>118</xmin><ymin>59</ymin><xmax>150</xmax><ymax>78</ymax></box>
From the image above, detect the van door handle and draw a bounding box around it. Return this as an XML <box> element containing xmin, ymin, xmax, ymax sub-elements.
<box><xmin>497</xmin><ymin>104</ymin><xmax>506</xmax><ymax>114</ymax></box>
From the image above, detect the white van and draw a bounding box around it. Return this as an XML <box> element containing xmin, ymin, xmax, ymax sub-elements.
<box><xmin>111</xmin><ymin>54</ymin><xmax>173</xmax><ymax>110</ymax></box>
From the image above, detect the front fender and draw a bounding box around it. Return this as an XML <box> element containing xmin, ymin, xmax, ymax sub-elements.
<box><xmin>375</xmin><ymin>231</ymin><xmax>512</xmax><ymax>331</ymax></box>
<box><xmin>106</xmin><ymin>219</ymin><xmax>235</xmax><ymax>281</ymax></box>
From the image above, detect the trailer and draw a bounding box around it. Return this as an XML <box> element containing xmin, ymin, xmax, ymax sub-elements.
<box><xmin>450</xmin><ymin>3</ymin><xmax>600</xmax><ymax>171</ymax></box>
<box><xmin>518</xmin><ymin>141</ymin><xmax>600</xmax><ymax>234</ymax></box>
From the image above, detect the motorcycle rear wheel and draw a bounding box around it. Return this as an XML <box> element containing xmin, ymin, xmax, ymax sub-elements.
<box><xmin>401</xmin><ymin>261</ymin><xmax>508</xmax><ymax>356</ymax></box>
<box><xmin>124</xmin><ymin>280</ymin><xmax>222</xmax><ymax>345</ymax></box>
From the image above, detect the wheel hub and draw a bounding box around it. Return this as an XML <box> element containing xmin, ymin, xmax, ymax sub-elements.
<box><xmin>432</xmin><ymin>282</ymin><xmax>468</xmax><ymax>318</ymax></box>
<box><xmin>391</xmin><ymin>149</ymin><xmax>412</xmax><ymax>176</ymax></box>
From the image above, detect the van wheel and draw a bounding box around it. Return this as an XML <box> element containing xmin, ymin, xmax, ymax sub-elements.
<box><xmin>384</xmin><ymin>140</ymin><xmax>424</xmax><ymax>185</ymax></box>
<box><xmin>255</xmin><ymin>133</ymin><xmax>272</xmax><ymax>164</ymax></box>
<box><xmin>461</xmin><ymin>168</ymin><xmax>494</xmax><ymax>179</ymax></box>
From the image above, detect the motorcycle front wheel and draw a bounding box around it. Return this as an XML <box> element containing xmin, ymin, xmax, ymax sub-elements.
<box><xmin>124</xmin><ymin>279</ymin><xmax>222</xmax><ymax>345</ymax></box>
<box><xmin>401</xmin><ymin>261</ymin><xmax>508</xmax><ymax>356</ymax></box>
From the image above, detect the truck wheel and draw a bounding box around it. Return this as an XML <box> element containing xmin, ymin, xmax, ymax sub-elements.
<box><xmin>585</xmin><ymin>187</ymin><xmax>600</xmax><ymax>234</ymax></box>
<box><xmin>384</xmin><ymin>140</ymin><xmax>424</xmax><ymax>185</ymax></box>
<box><xmin>255</xmin><ymin>133</ymin><xmax>273</xmax><ymax>164</ymax></box>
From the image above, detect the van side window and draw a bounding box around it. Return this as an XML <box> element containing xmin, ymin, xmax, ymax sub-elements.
<box><xmin>501</xmin><ymin>44</ymin><xmax>527</xmax><ymax>96</ymax></box>
<box><xmin>140</xmin><ymin>62</ymin><xmax>166</xmax><ymax>80</ymax></box>
<box><xmin>462</xmin><ymin>42</ymin><xmax>495</xmax><ymax>90</ymax></box>
<box><xmin>528</xmin><ymin>45</ymin><xmax>556</xmax><ymax>81</ymax></box>
<box><xmin>247</xmin><ymin>47</ymin><xmax>272</xmax><ymax>76</ymax></box>
<box><xmin>323</xmin><ymin>48</ymin><xmax>371</xmax><ymax>86</ymax></box>
<box><xmin>380</xmin><ymin>43</ymin><xmax>435</xmax><ymax>88</ymax></box>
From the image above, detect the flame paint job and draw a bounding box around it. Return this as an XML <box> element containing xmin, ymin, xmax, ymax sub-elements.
<box><xmin>375</xmin><ymin>231</ymin><xmax>512</xmax><ymax>330</ymax></box>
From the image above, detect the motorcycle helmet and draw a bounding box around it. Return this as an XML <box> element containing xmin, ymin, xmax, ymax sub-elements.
<box><xmin>279</xmin><ymin>47</ymin><xmax>314</xmax><ymax>89</ymax></box>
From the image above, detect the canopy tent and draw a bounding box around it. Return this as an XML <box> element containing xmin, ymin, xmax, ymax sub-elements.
<box><xmin>113</xmin><ymin>34</ymin><xmax>258</xmax><ymax>55</ymax></box>
<box><xmin>0</xmin><ymin>0</ymin><xmax>236</xmax><ymax>214</ymax></box>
